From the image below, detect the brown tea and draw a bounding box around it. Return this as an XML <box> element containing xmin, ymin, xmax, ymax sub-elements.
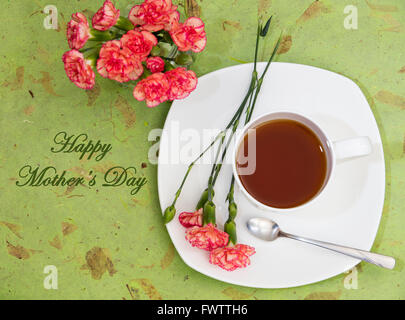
<box><xmin>236</xmin><ymin>119</ymin><xmax>327</xmax><ymax>209</ymax></box>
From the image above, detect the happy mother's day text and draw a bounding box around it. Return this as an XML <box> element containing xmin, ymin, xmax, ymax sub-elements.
<box><xmin>15</xmin><ymin>132</ymin><xmax>147</xmax><ymax>195</ymax></box>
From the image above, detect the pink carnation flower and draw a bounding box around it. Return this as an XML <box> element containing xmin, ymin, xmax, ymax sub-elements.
<box><xmin>133</xmin><ymin>72</ymin><xmax>170</xmax><ymax>107</ymax></box>
<box><xmin>146</xmin><ymin>57</ymin><xmax>165</xmax><ymax>73</ymax></box>
<box><xmin>179</xmin><ymin>209</ymin><xmax>203</xmax><ymax>228</ymax></box>
<box><xmin>209</xmin><ymin>244</ymin><xmax>256</xmax><ymax>271</ymax></box>
<box><xmin>128</xmin><ymin>0</ymin><xmax>179</xmax><ymax>32</ymax></box>
<box><xmin>92</xmin><ymin>0</ymin><xmax>120</xmax><ymax>31</ymax></box>
<box><xmin>170</xmin><ymin>17</ymin><xmax>207</xmax><ymax>53</ymax></box>
<box><xmin>66</xmin><ymin>12</ymin><xmax>90</xmax><ymax>50</ymax></box>
<box><xmin>97</xmin><ymin>40</ymin><xmax>144</xmax><ymax>83</ymax></box>
<box><xmin>166</xmin><ymin>67</ymin><xmax>198</xmax><ymax>100</ymax></box>
<box><xmin>185</xmin><ymin>223</ymin><xmax>229</xmax><ymax>251</ymax></box>
<box><xmin>121</xmin><ymin>30</ymin><xmax>158</xmax><ymax>61</ymax></box>
<box><xmin>62</xmin><ymin>50</ymin><xmax>95</xmax><ymax>90</ymax></box>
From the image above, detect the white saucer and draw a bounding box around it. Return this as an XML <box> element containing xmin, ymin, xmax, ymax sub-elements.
<box><xmin>157</xmin><ymin>62</ymin><xmax>385</xmax><ymax>288</ymax></box>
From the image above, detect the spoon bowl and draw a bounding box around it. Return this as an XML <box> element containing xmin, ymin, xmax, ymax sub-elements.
<box><xmin>246</xmin><ymin>217</ymin><xmax>281</xmax><ymax>241</ymax></box>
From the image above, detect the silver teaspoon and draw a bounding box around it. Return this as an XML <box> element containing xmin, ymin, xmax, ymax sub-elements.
<box><xmin>247</xmin><ymin>217</ymin><xmax>395</xmax><ymax>270</ymax></box>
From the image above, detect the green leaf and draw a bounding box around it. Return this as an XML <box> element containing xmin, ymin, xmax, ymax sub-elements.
<box><xmin>175</xmin><ymin>52</ymin><xmax>194</xmax><ymax>66</ymax></box>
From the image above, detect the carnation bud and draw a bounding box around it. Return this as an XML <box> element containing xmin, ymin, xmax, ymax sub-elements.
<box><xmin>89</xmin><ymin>29</ymin><xmax>115</xmax><ymax>42</ymax></box>
<box><xmin>163</xmin><ymin>205</ymin><xmax>176</xmax><ymax>224</ymax></box>
<box><xmin>260</xmin><ymin>16</ymin><xmax>272</xmax><ymax>37</ymax></box>
<box><xmin>228</xmin><ymin>201</ymin><xmax>237</xmax><ymax>220</ymax></box>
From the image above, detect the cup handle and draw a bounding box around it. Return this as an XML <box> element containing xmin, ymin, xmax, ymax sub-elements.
<box><xmin>333</xmin><ymin>136</ymin><xmax>372</xmax><ymax>161</ymax></box>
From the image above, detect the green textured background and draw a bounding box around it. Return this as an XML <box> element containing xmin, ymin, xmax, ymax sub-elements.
<box><xmin>0</xmin><ymin>0</ymin><xmax>404</xmax><ymax>300</ymax></box>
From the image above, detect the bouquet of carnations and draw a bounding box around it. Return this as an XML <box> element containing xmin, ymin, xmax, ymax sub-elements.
<box><xmin>62</xmin><ymin>0</ymin><xmax>206</xmax><ymax>107</ymax></box>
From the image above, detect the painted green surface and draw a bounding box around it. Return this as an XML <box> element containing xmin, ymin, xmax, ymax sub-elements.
<box><xmin>0</xmin><ymin>0</ymin><xmax>404</xmax><ymax>300</ymax></box>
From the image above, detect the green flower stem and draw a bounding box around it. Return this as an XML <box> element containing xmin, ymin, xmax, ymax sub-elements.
<box><xmin>79</xmin><ymin>46</ymin><xmax>99</xmax><ymax>54</ymax></box>
<box><xmin>245</xmin><ymin>32</ymin><xmax>283</xmax><ymax>125</ymax></box>
<box><xmin>253</xmin><ymin>21</ymin><xmax>261</xmax><ymax>74</ymax></box>
<box><xmin>205</xmin><ymin>77</ymin><xmax>256</xmax><ymax>199</ymax></box>
<box><xmin>196</xmin><ymin>188</ymin><xmax>215</xmax><ymax>210</ymax></box>
<box><xmin>78</xmin><ymin>46</ymin><xmax>101</xmax><ymax>68</ymax></box>
<box><xmin>171</xmin><ymin>131</ymin><xmax>225</xmax><ymax>207</ymax></box>
<box><xmin>200</xmin><ymin>77</ymin><xmax>257</xmax><ymax>224</ymax></box>
<box><xmin>162</xmin><ymin>131</ymin><xmax>225</xmax><ymax>223</ymax></box>
<box><xmin>202</xmin><ymin>69</ymin><xmax>259</xmax><ymax>225</ymax></box>
<box><xmin>89</xmin><ymin>29</ymin><xmax>117</xmax><ymax>42</ymax></box>
<box><xmin>163</xmin><ymin>87</ymin><xmax>252</xmax><ymax>224</ymax></box>
<box><xmin>81</xmin><ymin>45</ymin><xmax>101</xmax><ymax>59</ymax></box>
<box><xmin>259</xmin><ymin>32</ymin><xmax>283</xmax><ymax>81</ymax></box>
<box><xmin>224</xmin><ymin>179</ymin><xmax>237</xmax><ymax>245</ymax></box>
<box><xmin>86</xmin><ymin>54</ymin><xmax>99</xmax><ymax>68</ymax></box>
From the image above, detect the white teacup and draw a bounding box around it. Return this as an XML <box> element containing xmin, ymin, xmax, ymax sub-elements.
<box><xmin>232</xmin><ymin>111</ymin><xmax>372</xmax><ymax>212</ymax></box>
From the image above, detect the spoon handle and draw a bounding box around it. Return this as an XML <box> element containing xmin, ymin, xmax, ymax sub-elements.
<box><xmin>280</xmin><ymin>231</ymin><xmax>396</xmax><ymax>270</ymax></box>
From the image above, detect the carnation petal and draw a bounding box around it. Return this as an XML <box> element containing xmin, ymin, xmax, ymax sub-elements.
<box><xmin>166</xmin><ymin>67</ymin><xmax>198</xmax><ymax>100</ymax></box>
<box><xmin>179</xmin><ymin>209</ymin><xmax>203</xmax><ymax>228</ymax></box>
<box><xmin>66</xmin><ymin>12</ymin><xmax>90</xmax><ymax>49</ymax></box>
<box><xmin>141</xmin><ymin>31</ymin><xmax>158</xmax><ymax>46</ymax></box>
<box><xmin>192</xmin><ymin>37</ymin><xmax>207</xmax><ymax>52</ymax></box>
<box><xmin>184</xmin><ymin>17</ymin><xmax>205</xmax><ymax>29</ymax></box>
<box><xmin>121</xmin><ymin>30</ymin><xmax>157</xmax><ymax>61</ymax></box>
<box><xmin>128</xmin><ymin>5</ymin><xmax>142</xmax><ymax>25</ymax></box>
<box><xmin>97</xmin><ymin>40</ymin><xmax>144</xmax><ymax>82</ymax></box>
<box><xmin>133</xmin><ymin>72</ymin><xmax>170</xmax><ymax>107</ymax></box>
<box><xmin>170</xmin><ymin>17</ymin><xmax>206</xmax><ymax>53</ymax></box>
<box><xmin>185</xmin><ymin>224</ymin><xmax>228</xmax><ymax>251</ymax></box>
<box><xmin>92</xmin><ymin>0</ymin><xmax>120</xmax><ymax>31</ymax></box>
<box><xmin>209</xmin><ymin>244</ymin><xmax>255</xmax><ymax>271</ymax></box>
<box><xmin>129</xmin><ymin>0</ymin><xmax>178</xmax><ymax>32</ymax></box>
<box><xmin>133</xmin><ymin>85</ymin><xmax>146</xmax><ymax>101</ymax></box>
<box><xmin>62</xmin><ymin>50</ymin><xmax>95</xmax><ymax>90</ymax></box>
<box><xmin>146</xmin><ymin>57</ymin><xmax>165</xmax><ymax>73</ymax></box>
